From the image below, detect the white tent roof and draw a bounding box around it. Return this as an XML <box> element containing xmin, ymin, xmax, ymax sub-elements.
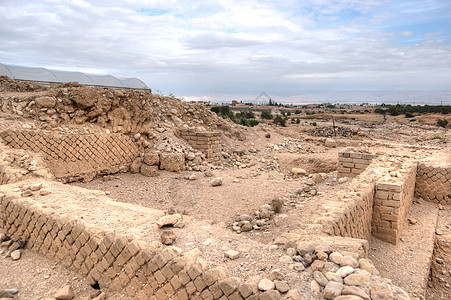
<box><xmin>0</xmin><ymin>63</ymin><xmax>148</xmax><ymax>89</ymax></box>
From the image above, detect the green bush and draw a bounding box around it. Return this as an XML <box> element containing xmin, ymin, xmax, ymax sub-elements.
<box><xmin>312</xmin><ymin>122</ymin><xmax>317</xmax><ymax>126</ymax></box>
<box><xmin>388</xmin><ymin>106</ymin><xmax>400</xmax><ymax>116</ymax></box>
<box><xmin>432</xmin><ymin>136</ymin><xmax>442</xmax><ymax>140</ymax></box>
<box><xmin>295</xmin><ymin>118</ymin><xmax>300</xmax><ymax>124</ymax></box>
<box><xmin>274</xmin><ymin>115</ymin><xmax>287</xmax><ymax>127</ymax></box>
<box><xmin>437</xmin><ymin>118</ymin><xmax>448</xmax><ymax>128</ymax></box>
<box><xmin>248</xmin><ymin>119</ymin><xmax>260</xmax><ymax>127</ymax></box>
<box><xmin>405</xmin><ymin>112</ymin><xmax>414</xmax><ymax>118</ymax></box>
<box><xmin>261</xmin><ymin>110</ymin><xmax>273</xmax><ymax>119</ymax></box>
<box><xmin>295</xmin><ymin>110</ymin><xmax>302</xmax><ymax>114</ymax></box>
<box><xmin>409</xmin><ymin>118</ymin><xmax>416</xmax><ymax>122</ymax></box>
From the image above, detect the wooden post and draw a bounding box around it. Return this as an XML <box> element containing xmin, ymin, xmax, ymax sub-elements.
<box><xmin>333</xmin><ymin>119</ymin><xmax>337</xmax><ymax>137</ymax></box>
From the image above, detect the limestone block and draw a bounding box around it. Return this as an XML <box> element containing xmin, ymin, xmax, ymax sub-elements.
<box><xmin>159</xmin><ymin>153</ymin><xmax>185</xmax><ymax>172</ymax></box>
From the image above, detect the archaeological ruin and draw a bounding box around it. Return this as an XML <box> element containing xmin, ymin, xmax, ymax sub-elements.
<box><xmin>0</xmin><ymin>76</ymin><xmax>449</xmax><ymax>300</ymax></box>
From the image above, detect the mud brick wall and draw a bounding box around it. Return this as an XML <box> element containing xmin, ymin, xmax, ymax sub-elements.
<box><xmin>0</xmin><ymin>130</ymin><xmax>139</xmax><ymax>181</ymax></box>
<box><xmin>180</xmin><ymin>129</ymin><xmax>222</xmax><ymax>163</ymax></box>
<box><xmin>0</xmin><ymin>182</ymin><xmax>270</xmax><ymax>299</ymax></box>
<box><xmin>372</xmin><ymin>163</ymin><xmax>417</xmax><ymax>245</ymax></box>
<box><xmin>415</xmin><ymin>163</ymin><xmax>451</xmax><ymax>205</ymax></box>
<box><xmin>338</xmin><ymin>152</ymin><xmax>377</xmax><ymax>178</ymax></box>
<box><xmin>320</xmin><ymin>168</ymin><xmax>377</xmax><ymax>241</ymax></box>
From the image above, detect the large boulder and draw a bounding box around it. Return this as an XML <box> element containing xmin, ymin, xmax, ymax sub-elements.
<box><xmin>35</xmin><ymin>96</ymin><xmax>56</xmax><ymax>108</ymax></box>
<box><xmin>159</xmin><ymin>153</ymin><xmax>185</xmax><ymax>172</ymax></box>
<box><xmin>143</xmin><ymin>151</ymin><xmax>160</xmax><ymax>166</ymax></box>
<box><xmin>140</xmin><ymin>165</ymin><xmax>159</xmax><ymax>177</ymax></box>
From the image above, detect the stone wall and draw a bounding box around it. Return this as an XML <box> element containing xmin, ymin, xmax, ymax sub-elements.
<box><xmin>180</xmin><ymin>129</ymin><xmax>222</xmax><ymax>163</ymax></box>
<box><xmin>0</xmin><ymin>130</ymin><xmax>139</xmax><ymax>182</ymax></box>
<box><xmin>372</xmin><ymin>163</ymin><xmax>417</xmax><ymax>245</ymax></box>
<box><xmin>322</xmin><ymin>153</ymin><xmax>417</xmax><ymax>245</ymax></box>
<box><xmin>415</xmin><ymin>163</ymin><xmax>451</xmax><ymax>205</ymax></box>
<box><xmin>338</xmin><ymin>151</ymin><xmax>377</xmax><ymax>178</ymax></box>
<box><xmin>0</xmin><ymin>181</ymin><xmax>269</xmax><ymax>300</ymax></box>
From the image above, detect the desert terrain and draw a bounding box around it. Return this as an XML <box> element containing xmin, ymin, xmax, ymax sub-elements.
<box><xmin>0</xmin><ymin>76</ymin><xmax>450</xmax><ymax>300</ymax></box>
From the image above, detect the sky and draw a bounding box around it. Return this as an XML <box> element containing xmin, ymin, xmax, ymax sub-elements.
<box><xmin>1</xmin><ymin>0</ymin><xmax>451</xmax><ymax>103</ymax></box>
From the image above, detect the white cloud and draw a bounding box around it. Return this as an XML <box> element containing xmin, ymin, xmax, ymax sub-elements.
<box><xmin>0</xmin><ymin>0</ymin><xmax>450</xmax><ymax>100</ymax></box>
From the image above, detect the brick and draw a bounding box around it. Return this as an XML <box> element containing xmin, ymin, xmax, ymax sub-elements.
<box><xmin>162</xmin><ymin>282</ymin><xmax>175</xmax><ymax>297</ymax></box>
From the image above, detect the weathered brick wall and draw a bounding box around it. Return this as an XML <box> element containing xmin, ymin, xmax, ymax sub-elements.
<box><xmin>322</xmin><ymin>153</ymin><xmax>418</xmax><ymax>245</ymax></box>
<box><xmin>372</xmin><ymin>163</ymin><xmax>417</xmax><ymax>245</ymax></box>
<box><xmin>415</xmin><ymin>163</ymin><xmax>451</xmax><ymax>205</ymax></box>
<box><xmin>180</xmin><ymin>129</ymin><xmax>222</xmax><ymax>163</ymax></box>
<box><xmin>0</xmin><ymin>130</ymin><xmax>139</xmax><ymax>182</ymax></box>
<box><xmin>0</xmin><ymin>181</ymin><xmax>269</xmax><ymax>299</ymax></box>
<box><xmin>320</xmin><ymin>167</ymin><xmax>377</xmax><ymax>241</ymax></box>
<box><xmin>338</xmin><ymin>151</ymin><xmax>377</xmax><ymax>178</ymax></box>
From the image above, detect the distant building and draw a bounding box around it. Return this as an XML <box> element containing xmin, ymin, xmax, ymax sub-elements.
<box><xmin>231</xmin><ymin>100</ymin><xmax>238</xmax><ymax>106</ymax></box>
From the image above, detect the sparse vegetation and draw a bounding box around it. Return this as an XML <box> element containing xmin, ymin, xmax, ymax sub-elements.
<box><xmin>261</xmin><ymin>110</ymin><xmax>273</xmax><ymax>120</ymax></box>
<box><xmin>437</xmin><ymin>118</ymin><xmax>448</xmax><ymax>128</ymax></box>
<box><xmin>210</xmin><ymin>106</ymin><xmax>259</xmax><ymax>127</ymax></box>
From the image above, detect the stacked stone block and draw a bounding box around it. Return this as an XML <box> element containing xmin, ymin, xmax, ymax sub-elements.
<box><xmin>0</xmin><ymin>187</ymin><xmax>270</xmax><ymax>299</ymax></box>
<box><xmin>372</xmin><ymin>163</ymin><xmax>417</xmax><ymax>245</ymax></box>
<box><xmin>0</xmin><ymin>130</ymin><xmax>139</xmax><ymax>181</ymax></box>
<box><xmin>180</xmin><ymin>129</ymin><xmax>222</xmax><ymax>163</ymax></box>
<box><xmin>415</xmin><ymin>163</ymin><xmax>451</xmax><ymax>205</ymax></box>
<box><xmin>338</xmin><ymin>152</ymin><xmax>377</xmax><ymax>178</ymax></box>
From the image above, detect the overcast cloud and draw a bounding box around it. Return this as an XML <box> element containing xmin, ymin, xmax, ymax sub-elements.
<box><xmin>1</xmin><ymin>0</ymin><xmax>450</xmax><ymax>103</ymax></box>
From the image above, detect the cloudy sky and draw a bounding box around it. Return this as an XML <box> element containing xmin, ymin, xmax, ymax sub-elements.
<box><xmin>1</xmin><ymin>0</ymin><xmax>451</xmax><ymax>103</ymax></box>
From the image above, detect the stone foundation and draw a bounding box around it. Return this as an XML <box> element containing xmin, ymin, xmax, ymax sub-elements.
<box><xmin>0</xmin><ymin>181</ymin><xmax>268</xmax><ymax>299</ymax></box>
<box><xmin>180</xmin><ymin>129</ymin><xmax>222</xmax><ymax>163</ymax></box>
<box><xmin>0</xmin><ymin>130</ymin><xmax>139</xmax><ymax>182</ymax></box>
<box><xmin>372</xmin><ymin>163</ymin><xmax>417</xmax><ymax>244</ymax></box>
<box><xmin>338</xmin><ymin>151</ymin><xmax>377</xmax><ymax>178</ymax></box>
<box><xmin>415</xmin><ymin>163</ymin><xmax>451</xmax><ymax>205</ymax></box>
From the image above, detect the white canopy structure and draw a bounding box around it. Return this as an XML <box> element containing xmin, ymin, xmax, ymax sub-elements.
<box><xmin>0</xmin><ymin>63</ymin><xmax>148</xmax><ymax>90</ymax></box>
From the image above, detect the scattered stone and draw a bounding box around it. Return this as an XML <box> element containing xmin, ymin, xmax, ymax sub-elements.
<box><xmin>341</xmin><ymin>256</ymin><xmax>359</xmax><ymax>268</ymax></box>
<box><xmin>265</xmin><ymin>133</ymin><xmax>271</xmax><ymax>139</ymax></box>
<box><xmin>160</xmin><ymin>230</ymin><xmax>176</xmax><ymax>245</ymax></box>
<box><xmin>370</xmin><ymin>284</ymin><xmax>394</xmax><ymax>300</ymax></box>
<box><xmin>325</xmin><ymin>272</ymin><xmax>343</xmax><ymax>283</ymax></box>
<box><xmin>338</xmin><ymin>177</ymin><xmax>349</xmax><ymax>184</ymax></box>
<box><xmin>274</xmin><ymin>281</ymin><xmax>290</xmax><ymax>293</ymax></box>
<box><xmin>258</xmin><ymin>279</ymin><xmax>275</xmax><ymax>291</ymax></box>
<box><xmin>325</xmin><ymin>138</ymin><xmax>337</xmax><ymax>148</ymax></box>
<box><xmin>336</xmin><ymin>266</ymin><xmax>355</xmax><ymax>278</ymax></box>
<box><xmin>313</xmin><ymin>271</ymin><xmax>329</xmax><ymax>287</ymax></box>
<box><xmin>156</xmin><ymin>214</ymin><xmax>181</xmax><ymax>228</ymax></box>
<box><xmin>323</xmin><ymin>262</ymin><xmax>339</xmax><ymax>273</ymax></box>
<box><xmin>39</xmin><ymin>189</ymin><xmax>51</xmax><ymax>196</ymax></box>
<box><xmin>323</xmin><ymin>281</ymin><xmax>343</xmax><ymax>299</ymax></box>
<box><xmin>211</xmin><ymin>177</ymin><xmax>223</xmax><ymax>187</ymax></box>
<box><xmin>310</xmin><ymin>280</ymin><xmax>321</xmax><ymax>294</ymax></box>
<box><xmin>21</xmin><ymin>190</ymin><xmax>33</xmax><ymax>197</ymax></box>
<box><xmin>241</xmin><ymin>222</ymin><xmax>253</xmax><ymax>232</ymax></box>
<box><xmin>286</xmin><ymin>289</ymin><xmax>303</xmax><ymax>300</ymax></box>
<box><xmin>54</xmin><ymin>285</ymin><xmax>75</xmax><ymax>300</ymax></box>
<box><xmin>10</xmin><ymin>250</ymin><xmax>21</xmax><ymax>260</ymax></box>
<box><xmin>259</xmin><ymin>290</ymin><xmax>281</xmax><ymax>300</ymax></box>
<box><xmin>293</xmin><ymin>262</ymin><xmax>305</xmax><ymax>271</ymax></box>
<box><xmin>29</xmin><ymin>183</ymin><xmax>43</xmax><ymax>191</ymax></box>
<box><xmin>358</xmin><ymin>259</ymin><xmax>378</xmax><ymax>275</ymax></box>
<box><xmin>224</xmin><ymin>250</ymin><xmax>240</xmax><ymax>260</ymax></box>
<box><xmin>408</xmin><ymin>218</ymin><xmax>418</xmax><ymax>225</ymax></box>
<box><xmin>279</xmin><ymin>255</ymin><xmax>292</xmax><ymax>264</ymax></box>
<box><xmin>292</xmin><ymin>168</ymin><xmax>307</xmax><ymax>176</ymax></box>
<box><xmin>329</xmin><ymin>252</ymin><xmax>344</xmax><ymax>265</ymax></box>
<box><xmin>334</xmin><ymin>296</ymin><xmax>365</xmax><ymax>300</ymax></box>
<box><xmin>342</xmin><ymin>286</ymin><xmax>370</xmax><ymax>300</ymax></box>
<box><xmin>317</xmin><ymin>251</ymin><xmax>328</xmax><ymax>261</ymax></box>
<box><xmin>311</xmin><ymin>260</ymin><xmax>325</xmax><ymax>271</ymax></box>
<box><xmin>296</xmin><ymin>241</ymin><xmax>315</xmax><ymax>256</ymax></box>
<box><xmin>344</xmin><ymin>274</ymin><xmax>371</xmax><ymax>286</ymax></box>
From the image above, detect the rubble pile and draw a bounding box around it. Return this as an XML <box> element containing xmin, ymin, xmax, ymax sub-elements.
<box><xmin>311</xmin><ymin>126</ymin><xmax>361</xmax><ymax>138</ymax></box>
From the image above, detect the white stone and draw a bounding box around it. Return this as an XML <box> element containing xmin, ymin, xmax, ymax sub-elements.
<box><xmin>258</xmin><ymin>279</ymin><xmax>275</xmax><ymax>291</ymax></box>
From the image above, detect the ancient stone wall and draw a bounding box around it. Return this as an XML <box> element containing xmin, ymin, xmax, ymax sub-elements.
<box><xmin>0</xmin><ymin>130</ymin><xmax>139</xmax><ymax>182</ymax></box>
<box><xmin>372</xmin><ymin>163</ymin><xmax>417</xmax><ymax>245</ymax></box>
<box><xmin>0</xmin><ymin>181</ymin><xmax>269</xmax><ymax>299</ymax></box>
<box><xmin>337</xmin><ymin>151</ymin><xmax>377</xmax><ymax>178</ymax></box>
<box><xmin>180</xmin><ymin>129</ymin><xmax>222</xmax><ymax>163</ymax></box>
<box><xmin>415</xmin><ymin>163</ymin><xmax>451</xmax><ymax>205</ymax></box>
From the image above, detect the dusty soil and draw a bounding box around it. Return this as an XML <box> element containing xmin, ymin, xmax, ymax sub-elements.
<box><xmin>0</xmin><ymin>242</ymin><xmax>98</xmax><ymax>300</ymax></box>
